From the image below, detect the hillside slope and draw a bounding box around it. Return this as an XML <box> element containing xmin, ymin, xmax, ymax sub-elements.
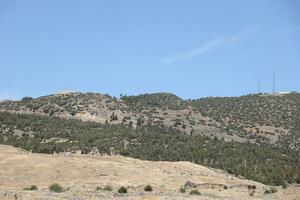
<box><xmin>1</xmin><ymin>144</ymin><xmax>298</xmax><ymax>200</ymax></box>
<box><xmin>1</xmin><ymin>111</ymin><xmax>299</xmax><ymax>186</ymax></box>
<box><xmin>191</xmin><ymin>93</ymin><xmax>300</xmax><ymax>148</ymax></box>
<box><xmin>1</xmin><ymin>92</ymin><xmax>300</xmax><ymax>148</ymax></box>
<box><xmin>0</xmin><ymin>92</ymin><xmax>221</xmax><ymax>140</ymax></box>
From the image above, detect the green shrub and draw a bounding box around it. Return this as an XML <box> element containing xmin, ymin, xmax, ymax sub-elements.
<box><xmin>184</xmin><ymin>181</ymin><xmax>196</xmax><ymax>188</ymax></box>
<box><xmin>24</xmin><ymin>185</ymin><xmax>38</xmax><ymax>190</ymax></box>
<box><xmin>282</xmin><ymin>182</ymin><xmax>288</xmax><ymax>189</ymax></box>
<box><xmin>264</xmin><ymin>189</ymin><xmax>271</xmax><ymax>194</ymax></box>
<box><xmin>49</xmin><ymin>183</ymin><xmax>64</xmax><ymax>193</ymax></box>
<box><xmin>118</xmin><ymin>186</ymin><xmax>127</xmax><ymax>194</ymax></box>
<box><xmin>179</xmin><ymin>187</ymin><xmax>186</xmax><ymax>193</ymax></box>
<box><xmin>223</xmin><ymin>185</ymin><xmax>228</xmax><ymax>190</ymax></box>
<box><xmin>144</xmin><ymin>184</ymin><xmax>153</xmax><ymax>192</ymax></box>
<box><xmin>270</xmin><ymin>187</ymin><xmax>277</xmax><ymax>193</ymax></box>
<box><xmin>189</xmin><ymin>189</ymin><xmax>201</xmax><ymax>195</ymax></box>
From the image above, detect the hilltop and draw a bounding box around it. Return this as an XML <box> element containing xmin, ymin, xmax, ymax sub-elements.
<box><xmin>1</xmin><ymin>91</ymin><xmax>300</xmax><ymax>149</ymax></box>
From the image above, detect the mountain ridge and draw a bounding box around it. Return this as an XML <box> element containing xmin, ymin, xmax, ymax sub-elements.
<box><xmin>1</xmin><ymin>91</ymin><xmax>299</xmax><ymax>148</ymax></box>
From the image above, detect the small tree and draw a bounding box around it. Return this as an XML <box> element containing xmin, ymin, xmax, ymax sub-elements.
<box><xmin>118</xmin><ymin>186</ymin><xmax>127</xmax><ymax>194</ymax></box>
<box><xmin>189</xmin><ymin>189</ymin><xmax>201</xmax><ymax>195</ymax></box>
<box><xmin>144</xmin><ymin>184</ymin><xmax>153</xmax><ymax>192</ymax></box>
<box><xmin>270</xmin><ymin>187</ymin><xmax>277</xmax><ymax>193</ymax></box>
<box><xmin>184</xmin><ymin>181</ymin><xmax>196</xmax><ymax>188</ymax></box>
<box><xmin>137</xmin><ymin>118</ymin><xmax>143</xmax><ymax>128</ymax></box>
<box><xmin>128</xmin><ymin>121</ymin><xmax>133</xmax><ymax>128</ymax></box>
<box><xmin>179</xmin><ymin>187</ymin><xmax>186</xmax><ymax>193</ymax></box>
<box><xmin>282</xmin><ymin>181</ymin><xmax>288</xmax><ymax>189</ymax></box>
<box><xmin>264</xmin><ymin>189</ymin><xmax>271</xmax><ymax>194</ymax></box>
<box><xmin>110</xmin><ymin>112</ymin><xmax>118</xmax><ymax>121</ymax></box>
<box><xmin>49</xmin><ymin>183</ymin><xmax>64</xmax><ymax>193</ymax></box>
<box><xmin>22</xmin><ymin>97</ymin><xmax>33</xmax><ymax>101</ymax></box>
<box><xmin>24</xmin><ymin>185</ymin><xmax>38</xmax><ymax>190</ymax></box>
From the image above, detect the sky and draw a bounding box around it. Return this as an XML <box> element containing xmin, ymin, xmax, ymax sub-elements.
<box><xmin>0</xmin><ymin>0</ymin><xmax>299</xmax><ymax>100</ymax></box>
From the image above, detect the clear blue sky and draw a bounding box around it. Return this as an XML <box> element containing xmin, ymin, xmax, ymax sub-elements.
<box><xmin>0</xmin><ymin>0</ymin><xmax>299</xmax><ymax>99</ymax></box>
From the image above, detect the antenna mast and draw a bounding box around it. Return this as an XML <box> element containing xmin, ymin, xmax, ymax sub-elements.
<box><xmin>273</xmin><ymin>72</ymin><xmax>276</xmax><ymax>93</ymax></box>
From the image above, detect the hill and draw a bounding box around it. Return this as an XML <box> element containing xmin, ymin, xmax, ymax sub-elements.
<box><xmin>191</xmin><ymin>93</ymin><xmax>300</xmax><ymax>149</ymax></box>
<box><xmin>1</xmin><ymin>144</ymin><xmax>299</xmax><ymax>200</ymax></box>
<box><xmin>0</xmin><ymin>92</ymin><xmax>300</xmax><ymax>149</ymax></box>
<box><xmin>121</xmin><ymin>92</ymin><xmax>188</xmax><ymax>110</ymax></box>
<box><xmin>0</xmin><ymin>111</ymin><xmax>299</xmax><ymax>186</ymax></box>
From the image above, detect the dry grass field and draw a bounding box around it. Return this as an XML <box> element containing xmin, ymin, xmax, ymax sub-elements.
<box><xmin>1</xmin><ymin>145</ymin><xmax>299</xmax><ymax>200</ymax></box>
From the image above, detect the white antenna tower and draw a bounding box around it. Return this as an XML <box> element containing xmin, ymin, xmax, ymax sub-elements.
<box><xmin>273</xmin><ymin>72</ymin><xmax>276</xmax><ymax>93</ymax></box>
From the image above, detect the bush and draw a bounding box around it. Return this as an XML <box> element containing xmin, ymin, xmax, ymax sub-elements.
<box><xmin>179</xmin><ymin>187</ymin><xmax>186</xmax><ymax>193</ymax></box>
<box><xmin>49</xmin><ymin>183</ymin><xmax>64</xmax><ymax>193</ymax></box>
<box><xmin>97</xmin><ymin>185</ymin><xmax>113</xmax><ymax>191</ymax></box>
<box><xmin>24</xmin><ymin>185</ymin><xmax>38</xmax><ymax>190</ymax></box>
<box><xmin>264</xmin><ymin>187</ymin><xmax>277</xmax><ymax>194</ymax></box>
<box><xmin>282</xmin><ymin>182</ymin><xmax>288</xmax><ymax>189</ymax></box>
<box><xmin>270</xmin><ymin>187</ymin><xmax>277</xmax><ymax>193</ymax></box>
<box><xmin>223</xmin><ymin>185</ymin><xmax>228</xmax><ymax>190</ymax></box>
<box><xmin>264</xmin><ymin>189</ymin><xmax>271</xmax><ymax>194</ymax></box>
<box><xmin>248</xmin><ymin>185</ymin><xmax>256</xmax><ymax>190</ymax></box>
<box><xmin>184</xmin><ymin>181</ymin><xmax>196</xmax><ymax>188</ymax></box>
<box><xmin>104</xmin><ymin>185</ymin><xmax>113</xmax><ymax>191</ymax></box>
<box><xmin>264</xmin><ymin>188</ymin><xmax>277</xmax><ymax>195</ymax></box>
<box><xmin>144</xmin><ymin>184</ymin><xmax>153</xmax><ymax>192</ymax></box>
<box><xmin>180</xmin><ymin>180</ymin><xmax>197</xmax><ymax>194</ymax></box>
<box><xmin>189</xmin><ymin>189</ymin><xmax>201</xmax><ymax>195</ymax></box>
<box><xmin>118</xmin><ymin>186</ymin><xmax>127</xmax><ymax>194</ymax></box>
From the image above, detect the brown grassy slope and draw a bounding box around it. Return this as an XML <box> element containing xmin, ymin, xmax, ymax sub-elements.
<box><xmin>0</xmin><ymin>145</ymin><xmax>299</xmax><ymax>200</ymax></box>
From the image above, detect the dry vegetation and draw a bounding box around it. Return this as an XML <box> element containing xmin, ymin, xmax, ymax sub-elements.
<box><xmin>1</xmin><ymin>92</ymin><xmax>300</xmax><ymax>199</ymax></box>
<box><xmin>1</xmin><ymin>144</ymin><xmax>299</xmax><ymax>200</ymax></box>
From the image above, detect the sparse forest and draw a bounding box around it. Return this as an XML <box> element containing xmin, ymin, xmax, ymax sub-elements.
<box><xmin>1</xmin><ymin>92</ymin><xmax>300</xmax><ymax>149</ymax></box>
